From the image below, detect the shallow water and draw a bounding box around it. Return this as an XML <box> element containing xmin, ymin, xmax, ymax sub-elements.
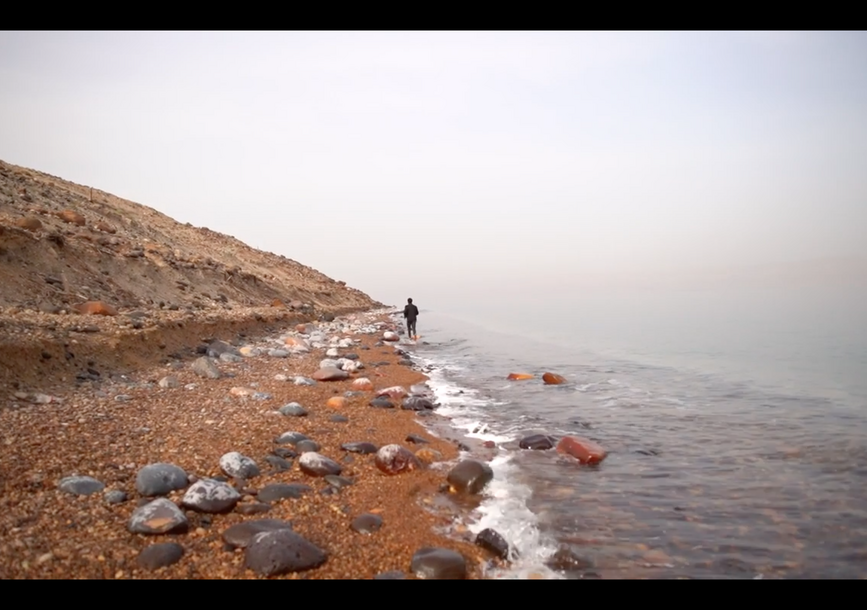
<box><xmin>399</xmin><ymin>286</ymin><xmax>867</xmax><ymax>579</ymax></box>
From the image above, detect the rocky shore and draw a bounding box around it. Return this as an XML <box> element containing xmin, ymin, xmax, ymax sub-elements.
<box><xmin>0</xmin><ymin>308</ymin><xmax>513</xmax><ymax>579</ymax></box>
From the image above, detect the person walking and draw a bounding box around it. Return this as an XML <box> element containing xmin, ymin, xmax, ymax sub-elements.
<box><xmin>403</xmin><ymin>298</ymin><xmax>419</xmax><ymax>339</ymax></box>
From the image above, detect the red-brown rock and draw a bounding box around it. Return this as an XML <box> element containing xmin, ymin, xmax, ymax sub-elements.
<box><xmin>542</xmin><ymin>372</ymin><xmax>566</xmax><ymax>385</ymax></box>
<box><xmin>15</xmin><ymin>217</ymin><xmax>42</xmax><ymax>232</ymax></box>
<box><xmin>271</xmin><ymin>299</ymin><xmax>285</xmax><ymax>308</ymax></box>
<box><xmin>507</xmin><ymin>373</ymin><xmax>534</xmax><ymax>380</ymax></box>
<box><xmin>58</xmin><ymin>209</ymin><xmax>86</xmax><ymax>226</ymax></box>
<box><xmin>76</xmin><ymin>301</ymin><xmax>118</xmax><ymax>316</ymax></box>
<box><xmin>377</xmin><ymin>386</ymin><xmax>408</xmax><ymax>399</ymax></box>
<box><xmin>94</xmin><ymin>221</ymin><xmax>116</xmax><ymax>234</ymax></box>
<box><xmin>312</xmin><ymin>368</ymin><xmax>349</xmax><ymax>381</ymax></box>
<box><xmin>375</xmin><ymin>444</ymin><xmax>421</xmax><ymax>475</ymax></box>
<box><xmin>556</xmin><ymin>436</ymin><xmax>607</xmax><ymax>465</ymax></box>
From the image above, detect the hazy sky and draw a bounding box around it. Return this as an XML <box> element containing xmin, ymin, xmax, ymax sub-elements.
<box><xmin>2</xmin><ymin>31</ymin><xmax>866</xmax><ymax>310</ymax></box>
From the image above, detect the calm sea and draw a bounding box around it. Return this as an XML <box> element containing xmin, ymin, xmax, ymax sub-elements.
<box><xmin>397</xmin><ymin>284</ymin><xmax>867</xmax><ymax>579</ymax></box>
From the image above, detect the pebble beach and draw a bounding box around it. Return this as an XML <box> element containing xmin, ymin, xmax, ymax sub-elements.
<box><xmin>0</xmin><ymin>308</ymin><xmax>504</xmax><ymax>579</ymax></box>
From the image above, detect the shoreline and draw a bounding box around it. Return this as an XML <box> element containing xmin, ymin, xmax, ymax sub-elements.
<box><xmin>0</xmin><ymin>306</ymin><xmax>504</xmax><ymax>579</ymax></box>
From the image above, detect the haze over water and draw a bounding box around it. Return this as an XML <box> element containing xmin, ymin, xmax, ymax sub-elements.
<box><xmin>403</xmin><ymin>280</ymin><xmax>867</xmax><ymax>578</ymax></box>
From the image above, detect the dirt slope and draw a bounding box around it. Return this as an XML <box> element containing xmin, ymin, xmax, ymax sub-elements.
<box><xmin>0</xmin><ymin>158</ymin><xmax>384</xmax><ymax>392</ymax></box>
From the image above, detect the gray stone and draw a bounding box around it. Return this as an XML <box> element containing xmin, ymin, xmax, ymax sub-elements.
<box><xmin>136</xmin><ymin>463</ymin><xmax>189</xmax><ymax>496</ymax></box>
<box><xmin>340</xmin><ymin>442</ymin><xmax>378</xmax><ymax>454</ymax></box>
<box><xmin>58</xmin><ymin>475</ymin><xmax>105</xmax><ymax>496</ymax></box>
<box><xmin>182</xmin><ymin>479</ymin><xmax>241</xmax><ymax>513</ymax></box>
<box><xmin>236</xmin><ymin>502</ymin><xmax>272</xmax><ymax>515</ymax></box>
<box><xmin>275</xmin><ymin>431</ymin><xmax>309</xmax><ymax>445</ymax></box>
<box><xmin>298</xmin><ymin>452</ymin><xmax>342</xmax><ymax>477</ymax></box>
<box><xmin>294</xmin><ymin>376</ymin><xmax>316</xmax><ymax>386</ymax></box>
<box><xmin>402</xmin><ymin>396</ymin><xmax>436</xmax><ymax>411</ymax></box>
<box><xmin>104</xmin><ymin>490</ymin><xmax>128</xmax><ymax>504</ymax></box>
<box><xmin>136</xmin><ymin>542</ymin><xmax>185</xmax><ymax>570</ymax></box>
<box><xmin>369</xmin><ymin>396</ymin><xmax>395</xmax><ymax>409</ymax></box>
<box><xmin>128</xmin><ymin>498</ymin><xmax>189</xmax><ymax>534</ymax></box>
<box><xmin>264</xmin><ymin>455</ymin><xmax>293</xmax><ymax>471</ymax></box>
<box><xmin>158</xmin><ymin>375</ymin><xmax>180</xmax><ymax>389</ymax></box>
<box><xmin>268</xmin><ymin>349</ymin><xmax>290</xmax><ymax>358</ymax></box>
<box><xmin>278</xmin><ymin>402</ymin><xmax>307</xmax><ymax>417</ymax></box>
<box><xmin>406</xmin><ymin>434</ymin><xmax>429</xmax><ymax>444</ymax></box>
<box><xmin>219</xmin><ymin>452</ymin><xmax>260</xmax><ymax>479</ymax></box>
<box><xmin>330</xmin><ymin>414</ymin><xmax>349</xmax><ymax>423</ymax></box>
<box><xmin>258</xmin><ymin>483</ymin><xmax>313</xmax><ymax>503</ymax></box>
<box><xmin>350</xmin><ymin>513</ymin><xmax>383</xmax><ymax>535</ymax></box>
<box><xmin>207</xmin><ymin>340</ymin><xmax>240</xmax><ymax>358</ymax></box>
<box><xmin>222</xmin><ymin>519</ymin><xmax>293</xmax><ymax>549</ymax></box>
<box><xmin>219</xmin><ymin>352</ymin><xmax>242</xmax><ymax>363</ymax></box>
<box><xmin>518</xmin><ymin>434</ymin><xmax>556</xmax><ymax>450</ymax></box>
<box><xmin>324</xmin><ymin>475</ymin><xmax>354</xmax><ymax>490</ymax></box>
<box><xmin>295</xmin><ymin>439</ymin><xmax>321</xmax><ymax>454</ymax></box>
<box><xmin>447</xmin><ymin>459</ymin><xmax>494</xmax><ymax>495</ymax></box>
<box><xmin>192</xmin><ymin>356</ymin><xmax>221</xmax><ymax>379</ymax></box>
<box><xmin>410</xmin><ymin>547</ymin><xmax>467</xmax><ymax>579</ymax></box>
<box><xmin>244</xmin><ymin>529</ymin><xmax>328</xmax><ymax>576</ymax></box>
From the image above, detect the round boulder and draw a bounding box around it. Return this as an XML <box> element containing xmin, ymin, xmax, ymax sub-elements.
<box><xmin>182</xmin><ymin>479</ymin><xmax>241</xmax><ymax>513</ymax></box>
<box><xmin>244</xmin><ymin>529</ymin><xmax>328</xmax><ymax>576</ymax></box>
<box><xmin>410</xmin><ymin>547</ymin><xmax>467</xmax><ymax>579</ymax></box>
<box><xmin>447</xmin><ymin>459</ymin><xmax>494</xmax><ymax>495</ymax></box>
<box><xmin>136</xmin><ymin>542</ymin><xmax>185</xmax><ymax>570</ymax></box>
<box><xmin>375</xmin><ymin>444</ymin><xmax>421</xmax><ymax>475</ymax></box>
<box><xmin>219</xmin><ymin>452</ymin><xmax>260</xmax><ymax>479</ymax></box>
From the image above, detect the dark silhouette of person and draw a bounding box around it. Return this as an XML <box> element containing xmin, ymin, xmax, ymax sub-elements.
<box><xmin>403</xmin><ymin>298</ymin><xmax>419</xmax><ymax>338</ymax></box>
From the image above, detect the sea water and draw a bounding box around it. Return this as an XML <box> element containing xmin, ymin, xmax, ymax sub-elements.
<box><xmin>396</xmin><ymin>284</ymin><xmax>867</xmax><ymax>579</ymax></box>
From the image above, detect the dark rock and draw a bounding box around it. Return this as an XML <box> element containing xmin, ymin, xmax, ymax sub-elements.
<box><xmin>271</xmin><ymin>447</ymin><xmax>297</xmax><ymax>459</ymax></box>
<box><xmin>330</xmin><ymin>414</ymin><xmax>349</xmax><ymax>423</ymax></box>
<box><xmin>295</xmin><ymin>439</ymin><xmax>321</xmax><ymax>454</ymax></box>
<box><xmin>264</xmin><ymin>455</ymin><xmax>293</xmax><ymax>471</ymax></box>
<box><xmin>402</xmin><ymin>396</ymin><xmax>436</xmax><ymax>411</ymax></box>
<box><xmin>222</xmin><ymin>519</ymin><xmax>293</xmax><ymax>549</ymax></box>
<box><xmin>350</xmin><ymin>513</ymin><xmax>383</xmax><ymax>535</ymax></box>
<box><xmin>475</xmin><ymin>528</ymin><xmax>510</xmax><ymax>560</ymax></box>
<box><xmin>258</xmin><ymin>483</ymin><xmax>312</xmax><ymax>503</ymax></box>
<box><xmin>58</xmin><ymin>475</ymin><xmax>104</xmax><ymax>496</ymax></box>
<box><xmin>373</xmin><ymin>570</ymin><xmax>406</xmax><ymax>579</ymax></box>
<box><xmin>546</xmin><ymin>546</ymin><xmax>594</xmax><ymax>571</ymax></box>
<box><xmin>343</xmin><ymin>353</ymin><xmax>359</xmax><ymax>360</ymax></box>
<box><xmin>298</xmin><ymin>452</ymin><xmax>342</xmax><ymax>477</ymax></box>
<box><xmin>275</xmin><ymin>431</ymin><xmax>309</xmax><ymax>445</ymax></box>
<box><xmin>182</xmin><ymin>479</ymin><xmax>241</xmax><ymax>513</ymax></box>
<box><xmin>369</xmin><ymin>396</ymin><xmax>395</xmax><ymax>409</ymax></box>
<box><xmin>518</xmin><ymin>434</ymin><xmax>556</xmax><ymax>450</ymax></box>
<box><xmin>136</xmin><ymin>542</ymin><xmax>185</xmax><ymax>570</ymax></box>
<box><xmin>447</xmin><ymin>459</ymin><xmax>494</xmax><ymax>495</ymax></box>
<box><xmin>406</xmin><ymin>434</ymin><xmax>428</xmax><ymax>444</ymax></box>
<box><xmin>244</xmin><ymin>529</ymin><xmax>328</xmax><ymax>576</ymax></box>
<box><xmin>104</xmin><ymin>490</ymin><xmax>128</xmax><ymax>504</ymax></box>
<box><xmin>236</xmin><ymin>502</ymin><xmax>272</xmax><ymax>515</ymax></box>
<box><xmin>128</xmin><ymin>498</ymin><xmax>189</xmax><ymax>534</ymax></box>
<box><xmin>219</xmin><ymin>452</ymin><xmax>260</xmax><ymax>479</ymax></box>
<box><xmin>341</xmin><ymin>441</ymin><xmax>378</xmax><ymax>454</ymax></box>
<box><xmin>410</xmin><ymin>547</ymin><xmax>467</xmax><ymax>579</ymax></box>
<box><xmin>324</xmin><ymin>475</ymin><xmax>354</xmax><ymax>490</ymax></box>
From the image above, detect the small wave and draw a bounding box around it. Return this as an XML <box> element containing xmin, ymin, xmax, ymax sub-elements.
<box><xmin>466</xmin><ymin>452</ymin><xmax>564</xmax><ymax>579</ymax></box>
